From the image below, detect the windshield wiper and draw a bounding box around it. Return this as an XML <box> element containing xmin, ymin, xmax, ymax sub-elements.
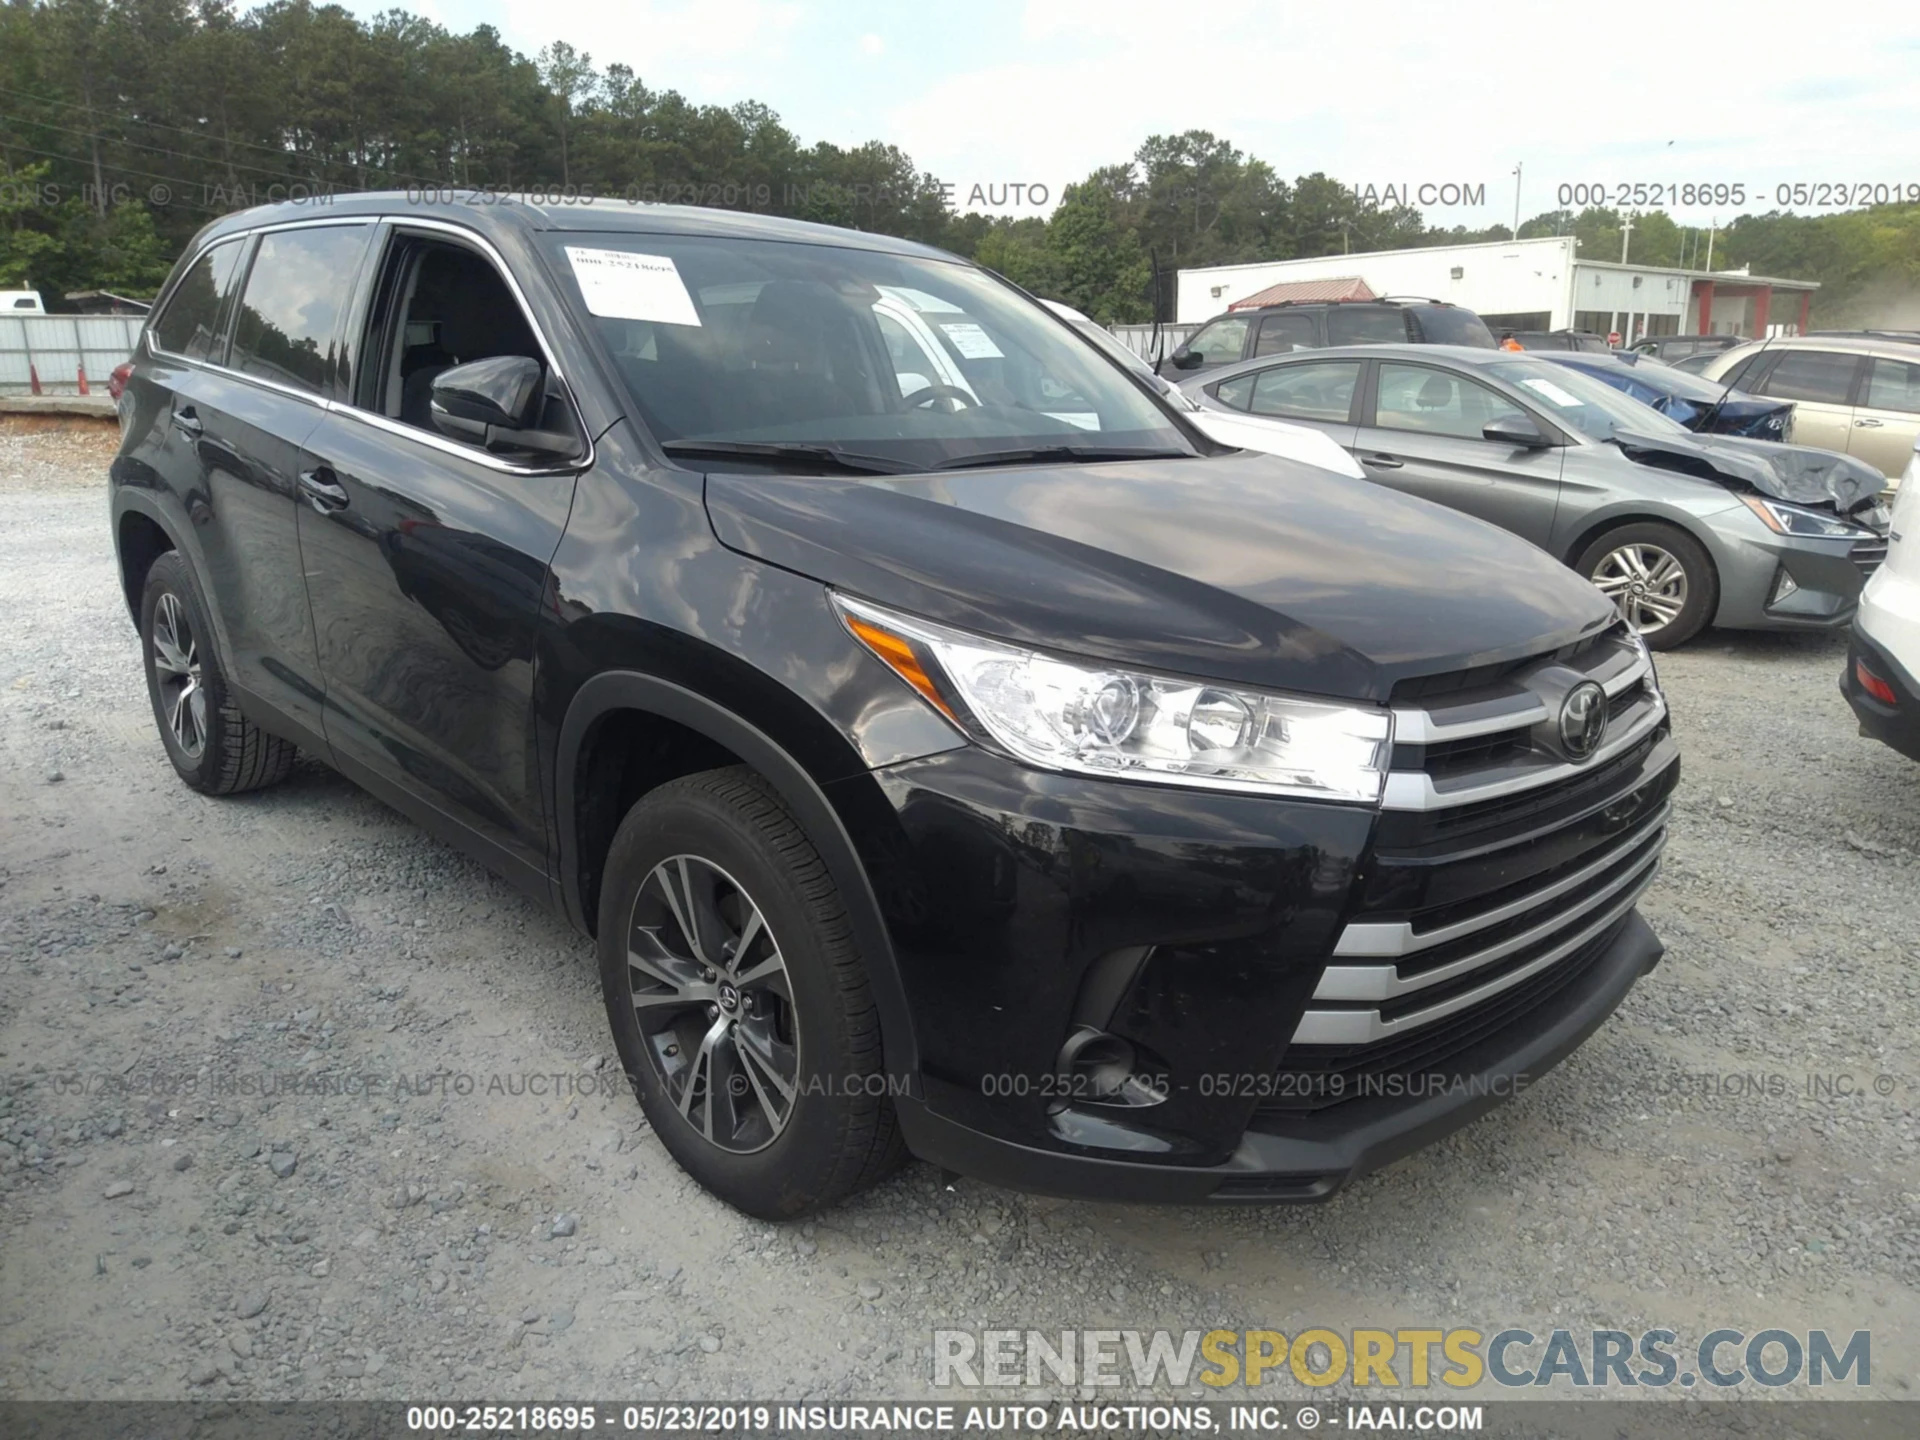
<box><xmin>660</xmin><ymin>440</ymin><xmax>915</xmax><ymax>476</ymax></box>
<box><xmin>931</xmin><ymin>445</ymin><xmax>1190</xmax><ymax>471</ymax></box>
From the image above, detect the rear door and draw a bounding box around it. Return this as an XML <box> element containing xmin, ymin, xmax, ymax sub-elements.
<box><xmin>1352</xmin><ymin>359</ymin><xmax>1566</xmax><ymax>546</ymax></box>
<box><xmin>156</xmin><ymin>222</ymin><xmax>374</xmax><ymax>742</ymax></box>
<box><xmin>1850</xmin><ymin>354</ymin><xmax>1920</xmax><ymax>480</ymax></box>
<box><xmin>1251</xmin><ymin>311</ymin><xmax>1317</xmax><ymax>358</ymax></box>
<box><xmin>1746</xmin><ymin>349</ymin><xmax>1864</xmax><ymax>454</ymax></box>
<box><xmin>293</xmin><ymin>225</ymin><xmax>585</xmax><ymax>889</ymax></box>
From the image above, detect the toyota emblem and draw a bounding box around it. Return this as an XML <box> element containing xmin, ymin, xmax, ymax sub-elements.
<box><xmin>1559</xmin><ymin>681</ymin><xmax>1609</xmax><ymax>762</ymax></box>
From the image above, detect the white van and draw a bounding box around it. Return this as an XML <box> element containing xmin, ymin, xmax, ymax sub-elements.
<box><xmin>1</xmin><ymin>290</ymin><xmax>47</xmax><ymax>315</ymax></box>
<box><xmin>1845</xmin><ymin>435</ymin><xmax>1920</xmax><ymax>760</ymax></box>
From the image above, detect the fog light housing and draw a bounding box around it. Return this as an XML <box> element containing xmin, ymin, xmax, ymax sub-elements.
<box><xmin>1770</xmin><ymin>568</ymin><xmax>1800</xmax><ymax>604</ymax></box>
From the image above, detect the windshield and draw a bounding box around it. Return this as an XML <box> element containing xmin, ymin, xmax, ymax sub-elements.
<box><xmin>547</xmin><ymin>233</ymin><xmax>1193</xmax><ymax>471</ymax></box>
<box><xmin>1610</xmin><ymin>359</ymin><xmax>1744</xmax><ymax>404</ymax></box>
<box><xmin>1487</xmin><ymin>359</ymin><xmax>1691</xmax><ymax>441</ymax></box>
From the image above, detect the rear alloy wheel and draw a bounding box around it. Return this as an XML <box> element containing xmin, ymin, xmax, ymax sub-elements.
<box><xmin>1575</xmin><ymin>522</ymin><xmax>1717</xmax><ymax>650</ymax></box>
<box><xmin>597</xmin><ymin>766</ymin><xmax>904</xmax><ymax>1217</ymax></box>
<box><xmin>139</xmin><ymin>551</ymin><xmax>298</xmax><ymax>793</ymax></box>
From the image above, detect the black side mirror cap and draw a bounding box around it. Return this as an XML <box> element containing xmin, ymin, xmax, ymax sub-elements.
<box><xmin>1482</xmin><ymin>416</ymin><xmax>1556</xmax><ymax>448</ymax></box>
<box><xmin>430</xmin><ymin>356</ymin><xmax>578</xmax><ymax>461</ymax></box>
<box><xmin>1171</xmin><ymin>350</ymin><xmax>1204</xmax><ymax>370</ymax></box>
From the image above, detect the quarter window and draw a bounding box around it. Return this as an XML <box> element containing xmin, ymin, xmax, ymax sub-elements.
<box><xmin>229</xmin><ymin>227</ymin><xmax>370</xmax><ymax>396</ymax></box>
<box><xmin>1246</xmin><ymin>361</ymin><xmax>1361</xmax><ymax>422</ymax></box>
<box><xmin>1376</xmin><ymin>363</ymin><xmax>1529</xmax><ymax>440</ymax></box>
<box><xmin>1325</xmin><ymin>307</ymin><xmax>1410</xmax><ymax>346</ymax></box>
<box><xmin>151</xmin><ymin>239</ymin><xmax>246</xmax><ymax>362</ymax></box>
<box><xmin>1753</xmin><ymin>351</ymin><xmax>1861</xmax><ymax>405</ymax></box>
<box><xmin>1864</xmin><ymin>356</ymin><xmax>1920</xmax><ymax>414</ymax></box>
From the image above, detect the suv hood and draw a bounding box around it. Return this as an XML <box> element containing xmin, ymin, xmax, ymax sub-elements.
<box><xmin>1614</xmin><ymin>427</ymin><xmax>1884</xmax><ymax>514</ymax></box>
<box><xmin>705</xmin><ymin>451</ymin><xmax>1616</xmax><ymax>703</ymax></box>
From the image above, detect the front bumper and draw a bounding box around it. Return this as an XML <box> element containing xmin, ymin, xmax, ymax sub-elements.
<box><xmin>833</xmin><ymin>705</ymin><xmax>1677</xmax><ymax>1202</ymax></box>
<box><xmin>1708</xmin><ymin>524</ymin><xmax>1879</xmax><ymax>632</ymax></box>
<box><xmin>895</xmin><ymin>910</ymin><xmax>1663</xmax><ymax>1202</ymax></box>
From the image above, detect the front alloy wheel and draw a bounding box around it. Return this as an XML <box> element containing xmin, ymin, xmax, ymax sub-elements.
<box><xmin>1590</xmin><ymin>542</ymin><xmax>1688</xmax><ymax>635</ymax></box>
<box><xmin>627</xmin><ymin>855</ymin><xmax>798</xmax><ymax>1153</ymax></box>
<box><xmin>1574</xmin><ymin>521</ymin><xmax>1717</xmax><ymax>650</ymax></box>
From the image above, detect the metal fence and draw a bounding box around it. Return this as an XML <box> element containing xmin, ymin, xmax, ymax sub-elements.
<box><xmin>1110</xmin><ymin>322</ymin><xmax>1198</xmax><ymax>360</ymax></box>
<box><xmin>0</xmin><ymin>315</ymin><xmax>145</xmax><ymax>395</ymax></box>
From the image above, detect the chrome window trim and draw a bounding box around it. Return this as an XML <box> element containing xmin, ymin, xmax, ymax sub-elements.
<box><xmin>1289</xmin><ymin>862</ymin><xmax>1661</xmax><ymax>1047</ymax></box>
<box><xmin>1380</xmin><ymin>691</ymin><xmax>1669</xmax><ymax>812</ymax></box>
<box><xmin>1331</xmin><ymin>801</ymin><xmax>1672</xmax><ymax>960</ymax></box>
<box><xmin>138</xmin><ymin>212</ymin><xmax>594</xmax><ymax>479</ymax></box>
<box><xmin>1314</xmin><ymin>828</ymin><xmax>1666</xmax><ymax>1002</ymax></box>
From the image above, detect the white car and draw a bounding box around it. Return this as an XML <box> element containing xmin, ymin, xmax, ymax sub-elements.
<box><xmin>1845</xmin><ymin>436</ymin><xmax>1920</xmax><ymax>760</ymax></box>
<box><xmin>1040</xmin><ymin>301</ymin><xmax>1365</xmax><ymax>479</ymax></box>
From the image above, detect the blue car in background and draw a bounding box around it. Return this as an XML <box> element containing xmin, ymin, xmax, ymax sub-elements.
<box><xmin>1537</xmin><ymin>350</ymin><xmax>1794</xmax><ymax>440</ymax></box>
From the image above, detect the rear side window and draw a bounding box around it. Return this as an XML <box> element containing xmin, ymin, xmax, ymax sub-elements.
<box><xmin>1248</xmin><ymin>361</ymin><xmax>1361</xmax><ymax>421</ymax></box>
<box><xmin>1754</xmin><ymin>351</ymin><xmax>1861</xmax><ymax>405</ymax></box>
<box><xmin>1253</xmin><ymin>312</ymin><xmax>1316</xmax><ymax>356</ymax></box>
<box><xmin>1410</xmin><ymin>307</ymin><xmax>1497</xmax><ymax>347</ymax></box>
<box><xmin>151</xmin><ymin>240</ymin><xmax>245</xmax><ymax>361</ymax></box>
<box><xmin>1325</xmin><ymin>307</ymin><xmax>1411</xmax><ymax>346</ymax></box>
<box><xmin>229</xmin><ymin>227</ymin><xmax>370</xmax><ymax>396</ymax></box>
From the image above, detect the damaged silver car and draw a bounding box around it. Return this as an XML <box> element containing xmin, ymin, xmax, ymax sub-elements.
<box><xmin>1182</xmin><ymin>344</ymin><xmax>1892</xmax><ymax>647</ymax></box>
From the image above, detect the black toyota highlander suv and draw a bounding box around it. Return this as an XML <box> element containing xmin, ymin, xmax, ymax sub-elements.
<box><xmin>109</xmin><ymin>195</ymin><xmax>1677</xmax><ymax>1217</ymax></box>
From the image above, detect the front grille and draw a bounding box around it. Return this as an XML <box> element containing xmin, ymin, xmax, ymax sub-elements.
<box><xmin>1852</xmin><ymin>539</ymin><xmax>1888</xmax><ymax>579</ymax></box>
<box><xmin>1274</xmin><ymin>628</ymin><xmax>1676</xmax><ymax>1106</ymax></box>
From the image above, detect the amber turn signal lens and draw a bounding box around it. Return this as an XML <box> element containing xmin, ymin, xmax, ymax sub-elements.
<box><xmin>844</xmin><ymin>614</ymin><xmax>960</xmax><ymax>723</ymax></box>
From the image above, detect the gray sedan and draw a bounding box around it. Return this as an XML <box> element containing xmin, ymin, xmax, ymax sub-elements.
<box><xmin>1182</xmin><ymin>344</ymin><xmax>1892</xmax><ymax>647</ymax></box>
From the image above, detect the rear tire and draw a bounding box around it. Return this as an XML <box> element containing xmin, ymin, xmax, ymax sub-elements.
<box><xmin>1574</xmin><ymin>522</ymin><xmax>1717</xmax><ymax>650</ymax></box>
<box><xmin>596</xmin><ymin>766</ymin><xmax>906</xmax><ymax>1218</ymax></box>
<box><xmin>139</xmin><ymin>551</ymin><xmax>297</xmax><ymax>794</ymax></box>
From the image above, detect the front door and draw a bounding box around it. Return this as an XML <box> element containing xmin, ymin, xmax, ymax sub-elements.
<box><xmin>294</xmin><ymin>229</ymin><xmax>583</xmax><ymax>886</ymax></box>
<box><xmin>1355</xmin><ymin>360</ymin><xmax>1566</xmax><ymax>546</ymax></box>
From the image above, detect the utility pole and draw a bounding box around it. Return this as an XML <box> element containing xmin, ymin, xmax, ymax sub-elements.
<box><xmin>1512</xmin><ymin>162</ymin><xmax>1522</xmax><ymax>237</ymax></box>
<box><xmin>1620</xmin><ymin>211</ymin><xmax>1635</xmax><ymax>264</ymax></box>
<box><xmin>1704</xmin><ymin>220</ymin><xmax>1716</xmax><ymax>271</ymax></box>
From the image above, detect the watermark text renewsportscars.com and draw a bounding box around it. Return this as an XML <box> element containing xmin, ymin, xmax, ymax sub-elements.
<box><xmin>932</xmin><ymin>1327</ymin><xmax>1870</xmax><ymax>1390</ymax></box>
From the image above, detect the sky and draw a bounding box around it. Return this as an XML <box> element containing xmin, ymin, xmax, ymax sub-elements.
<box><xmin>340</xmin><ymin>0</ymin><xmax>1920</xmax><ymax>230</ymax></box>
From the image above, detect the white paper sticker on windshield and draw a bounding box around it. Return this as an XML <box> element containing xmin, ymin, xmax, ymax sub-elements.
<box><xmin>565</xmin><ymin>247</ymin><xmax>701</xmax><ymax>326</ymax></box>
<box><xmin>940</xmin><ymin>322</ymin><xmax>1004</xmax><ymax>359</ymax></box>
<box><xmin>875</xmin><ymin>284</ymin><xmax>964</xmax><ymax>314</ymax></box>
<box><xmin>1517</xmin><ymin>377</ymin><xmax>1582</xmax><ymax>408</ymax></box>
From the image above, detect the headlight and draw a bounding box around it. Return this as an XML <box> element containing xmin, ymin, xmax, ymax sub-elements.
<box><xmin>1737</xmin><ymin>493</ymin><xmax>1874</xmax><ymax>539</ymax></box>
<box><xmin>835</xmin><ymin>595</ymin><xmax>1392</xmax><ymax>802</ymax></box>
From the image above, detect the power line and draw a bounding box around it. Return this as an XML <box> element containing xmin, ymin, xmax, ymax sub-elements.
<box><xmin>0</xmin><ymin>107</ymin><xmax>339</xmax><ymax>192</ymax></box>
<box><xmin>0</xmin><ymin>139</ymin><xmax>244</xmax><ymax>221</ymax></box>
<box><xmin>0</xmin><ymin>80</ymin><xmax>445</xmax><ymax>188</ymax></box>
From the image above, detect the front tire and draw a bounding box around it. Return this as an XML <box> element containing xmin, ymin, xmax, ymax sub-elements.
<box><xmin>596</xmin><ymin>766</ymin><xmax>905</xmax><ymax>1218</ymax></box>
<box><xmin>139</xmin><ymin>551</ymin><xmax>297</xmax><ymax>793</ymax></box>
<box><xmin>1575</xmin><ymin>522</ymin><xmax>1717</xmax><ymax>650</ymax></box>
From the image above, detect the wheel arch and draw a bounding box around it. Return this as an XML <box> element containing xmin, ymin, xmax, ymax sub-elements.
<box><xmin>115</xmin><ymin>501</ymin><xmax>182</xmax><ymax>624</ymax></box>
<box><xmin>555</xmin><ymin>672</ymin><xmax>921</xmax><ymax>1080</ymax></box>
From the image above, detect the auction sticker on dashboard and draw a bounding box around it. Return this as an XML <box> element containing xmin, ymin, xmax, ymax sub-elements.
<box><xmin>940</xmin><ymin>322</ymin><xmax>1004</xmax><ymax>359</ymax></box>
<box><xmin>1516</xmin><ymin>376</ymin><xmax>1583</xmax><ymax>408</ymax></box>
<box><xmin>566</xmin><ymin>247</ymin><xmax>702</xmax><ymax>326</ymax></box>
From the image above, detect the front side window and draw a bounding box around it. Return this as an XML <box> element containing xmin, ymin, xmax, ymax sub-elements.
<box><xmin>1182</xmin><ymin>316</ymin><xmax>1251</xmax><ymax>366</ymax></box>
<box><xmin>229</xmin><ymin>226</ymin><xmax>370</xmax><ymax>396</ymax></box>
<box><xmin>1864</xmin><ymin>356</ymin><xmax>1920</xmax><ymax>414</ymax></box>
<box><xmin>1376</xmin><ymin>363</ymin><xmax>1528</xmax><ymax>440</ymax></box>
<box><xmin>151</xmin><ymin>239</ymin><xmax>245</xmax><ymax>362</ymax></box>
<box><xmin>1326</xmin><ymin>307</ymin><xmax>1411</xmax><ymax>346</ymax></box>
<box><xmin>1246</xmin><ymin>361</ymin><xmax>1361</xmax><ymax>422</ymax></box>
<box><xmin>550</xmin><ymin>232</ymin><xmax>1193</xmax><ymax>472</ymax></box>
<box><xmin>1754</xmin><ymin>351</ymin><xmax>1861</xmax><ymax>405</ymax></box>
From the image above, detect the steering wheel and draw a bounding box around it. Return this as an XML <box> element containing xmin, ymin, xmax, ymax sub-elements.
<box><xmin>895</xmin><ymin>383</ymin><xmax>980</xmax><ymax>413</ymax></box>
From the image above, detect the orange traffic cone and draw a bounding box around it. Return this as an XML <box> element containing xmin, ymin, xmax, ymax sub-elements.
<box><xmin>77</xmin><ymin>364</ymin><xmax>90</xmax><ymax>396</ymax></box>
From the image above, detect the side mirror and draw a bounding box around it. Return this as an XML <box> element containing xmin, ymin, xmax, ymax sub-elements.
<box><xmin>1483</xmin><ymin>415</ymin><xmax>1554</xmax><ymax>448</ymax></box>
<box><xmin>430</xmin><ymin>356</ymin><xmax>577</xmax><ymax>460</ymax></box>
<box><xmin>1171</xmin><ymin>349</ymin><xmax>1204</xmax><ymax>370</ymax></box>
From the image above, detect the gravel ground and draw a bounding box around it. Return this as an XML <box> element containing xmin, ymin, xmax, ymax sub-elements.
<box><xmin>1</xmin><ymin>427</ymin><xmax>1916</xmax><ymax>1409</ymax></box>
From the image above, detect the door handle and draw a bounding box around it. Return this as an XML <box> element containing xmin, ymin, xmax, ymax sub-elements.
<box><xmin>1362</xmin><ymin>453</ymin><xmax>1404</xmax><ymax>469</ymax></box>
<box><xmin>299</xmin><ymin>467</ymin><xmax>350</xmax><ymax>512</ymax></box>
<box><xmin>1854</xmin><ymin>418</ymin><xmax>1883</xmax><ymax>428</ymax></box>
<box><xmin>170</xmin><ymin>407</ymin><xmax>203</xmax><ymax>437</ymax></box>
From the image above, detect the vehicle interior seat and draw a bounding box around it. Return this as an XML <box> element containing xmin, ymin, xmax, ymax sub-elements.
<box><xmin>398</xmin><ymin>247</ymin><xmax>541</xmax><ymax>430</ymax></box>
<box><xmin>736</xmin><ymin>280</ymin><xmax>870</xmax><ymax>427</ymax></box>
